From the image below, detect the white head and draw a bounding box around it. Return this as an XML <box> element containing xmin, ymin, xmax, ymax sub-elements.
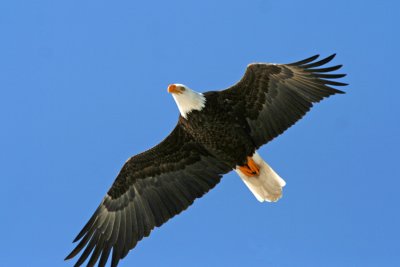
<box><xmin>168</xmin><ymin>84</ymin><xmax>206</xmax><ymax>119</ymax></box>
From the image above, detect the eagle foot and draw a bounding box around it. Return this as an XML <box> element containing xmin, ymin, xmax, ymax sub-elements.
<box><xmin>238</xmin><ymin>156</ymin><xmax>260</xmax><ymax>177</ymax></box>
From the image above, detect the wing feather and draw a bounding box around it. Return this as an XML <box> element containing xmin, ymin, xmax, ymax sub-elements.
<box><xmin>66</xmin><ymin>124</ymin><xmax>231</xmax><ymax>266</ymax></box>
<box><xmin>98</xmin><ymin>243</ymin><xmax>112</xmax><ymax>267</ymax></box>
<box><xmin>87</xmin><ymin>234</ymin><xmax>106</xmax><ymax>267</ymax></box>
<box><xmin>287</xmin><ymin>54</ymin><xmax>320</xmax><ymax>66</ymax></box>
<box><xmin>220</xmin><ymin>54</ymin><xmax>347</xmax><ymax>148</ymax></box>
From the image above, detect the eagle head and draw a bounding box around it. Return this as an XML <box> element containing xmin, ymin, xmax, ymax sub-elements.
<box><xmin>168</xmin><ymin>84</ymin><xmax>206</xmax><ymax>119</ymax></box>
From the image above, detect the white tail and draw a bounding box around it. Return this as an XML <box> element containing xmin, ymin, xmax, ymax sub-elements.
<box><xmin>235</xmin><ymin>152</ymin><xmax>286</xmax><ymax>202</ymax></box>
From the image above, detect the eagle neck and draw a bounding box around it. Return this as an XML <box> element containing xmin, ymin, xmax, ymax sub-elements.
<box><xmin>173</xmin><ymin>92</ymin><xmax>206</xmax><ymax>119</ymax></box>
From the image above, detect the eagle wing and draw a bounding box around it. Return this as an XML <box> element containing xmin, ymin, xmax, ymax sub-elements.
<box><xmin>219</xmin><ymin>54</ymin><xmax>347</xmax><ymax>148</ymax></box>
<box><xmin>66</xmin><ymin>123</ymin><xmax>231</xmax><ymax>267</ymax></box>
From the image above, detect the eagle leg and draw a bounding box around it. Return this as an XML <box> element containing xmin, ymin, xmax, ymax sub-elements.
<box><xmin>238</xmin><ymin>156</ymin><xmax>260</xmax><ymax>177</ymax></box>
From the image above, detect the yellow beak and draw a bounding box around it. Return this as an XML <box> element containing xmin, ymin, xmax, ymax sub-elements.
<box><xmin>168</xmin><ymin>84</ymin><xmax>182</xmax><ymax>94</ymax></box>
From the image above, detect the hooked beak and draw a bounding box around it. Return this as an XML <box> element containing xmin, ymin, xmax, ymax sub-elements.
<box><xmin>168</xmin><ymin>84</ymin><xmax>183</xmax><ymax>94</ymax></box>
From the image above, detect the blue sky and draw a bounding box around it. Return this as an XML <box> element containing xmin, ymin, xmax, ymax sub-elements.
<box><xmin>1</xmin><ymin>0</ymin><xmax>399</xmax><ymax>266</ymax></box>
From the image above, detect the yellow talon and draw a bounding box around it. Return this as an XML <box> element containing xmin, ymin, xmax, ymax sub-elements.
<box><xmin>238</xmin><ymin>156</ymin><xmax>260</xmax><ymax>177</ymax></box>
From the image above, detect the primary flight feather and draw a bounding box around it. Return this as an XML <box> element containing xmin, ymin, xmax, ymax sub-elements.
<box><xmin>66</xmin><ymin>54</ymin><xmax>347</xmax><ymax>267</ymax></box>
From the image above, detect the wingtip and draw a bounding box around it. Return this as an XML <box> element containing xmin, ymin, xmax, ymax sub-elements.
<box><xmin>323</xmin><ymin>53</ymin><xmax>337</xmax><ymax>62</ymax></box>
<box><xmin>64</xmin><ymin>252</ymin><xmax>74</xmax><ymax>261</ymax></box>
<box><xmin>73</xmin><ymin>235</ymin><xmax>81</xmax><ymax>243</ymax></box>
<box><xmin>310</xmin><ymin>54</ymin><xmax>320</xmax><ymax>60</ymax></box>
<box><xmin>306</xmin><ymin>64</ymin><xmax>343</xmax><ymax>73</ymax></box>
<box><xmin>326</xmin><ymin>53</ymin><xmax>337</xmax><ymax>61</ymax></box>
<box><xmin>288</xmin><ymin>54</ymin><xmax>320</xmax><ymax>66</ymax></box>
<box><xmin>64</xmin><ymin>245</ymin><xmax>84</xmax><ymax>263</ymax></box>
<box><xmin>335</xmin><ymin>88</ymin><xmax>346</xmax><ymax>94</ymax></box>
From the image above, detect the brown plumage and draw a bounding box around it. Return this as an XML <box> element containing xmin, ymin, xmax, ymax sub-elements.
<box><xmin>66</xmin><ymin>54</ymin><xmax>347</xmax><ymax>267</ymax></box>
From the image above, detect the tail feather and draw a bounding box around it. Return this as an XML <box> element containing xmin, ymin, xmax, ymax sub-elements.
<box><xmin>235</xmin><ymin>152</ymin><xmax>286</xmax><ymax>202</ymax></box>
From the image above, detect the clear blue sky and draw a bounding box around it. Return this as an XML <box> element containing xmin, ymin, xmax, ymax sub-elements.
<box><xmin>1</xmin><ymin>1</ymin><xmax>399</xmax><ymax>266</ymax></box>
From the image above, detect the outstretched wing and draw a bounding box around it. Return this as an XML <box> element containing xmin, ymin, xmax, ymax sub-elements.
<box><xmin>219</xmin><ymin>54</ymin><xmax>347</xmax><ymax>148</ymax></box>
<box><xmin>65</xmin><ymin>123</ymin><xmax>231</xmax><ymax>267</ymax></box>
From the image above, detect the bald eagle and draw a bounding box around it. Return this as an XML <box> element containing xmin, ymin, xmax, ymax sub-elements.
<box><xmin>66</xmin><ymin>54</ymin><xmax>347</xmax><ymax>267</ymax></box>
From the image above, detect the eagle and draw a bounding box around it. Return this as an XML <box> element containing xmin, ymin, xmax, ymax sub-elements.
<box><xmin>66</xmin><ymin>54</ymin><xmax>347</xmax><ymax>267</ymax></box>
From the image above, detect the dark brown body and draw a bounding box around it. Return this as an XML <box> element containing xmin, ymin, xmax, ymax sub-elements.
<box><xmin>180</xmin><ymin>91</ymin><xmax>255</xmax><ymax>168</ymax></box>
